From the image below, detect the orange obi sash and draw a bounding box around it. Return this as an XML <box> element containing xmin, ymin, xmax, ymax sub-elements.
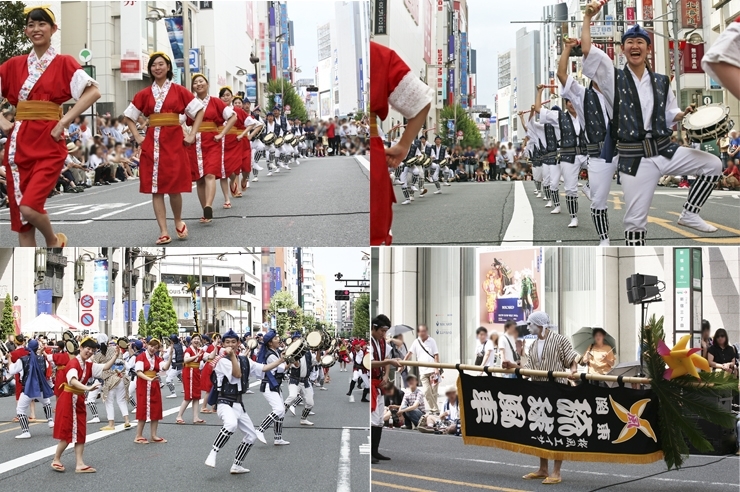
<box><xmin>142</xmin><ymin>371</ymin><xmax>157</xmax><ymax>378</ymax></box>
<box><xmin>184</xmin><ymin>362</ymin><xmax>200</xmax><ymax>369</ymax></box>
<box><xmin>62</xmin><ymin>383</ymin><xmax>85</xmax><ymax>395</ymax></box>
<box><xmin>219</xmin><ymin>126</ymin><xmax>242</xmax><ymax>136</ymax></box>
<box><xmin>15</xmin><ymin>100</ymin><xmax>62</xmax><ymax>121</ymax></box>
<box><xmin>148</xmin><ymin>113</ymin><xmax>180</xmax><ymax>127</ymax></box>
<box><xmin>369</xmin><ymin>111</ymin><xmax>378</xmax><ymax>138</ymax></box>
<box><xmin>199</xmin><ymin>122</ymin><xmax>219</xmax><ymax>132</ymax></box>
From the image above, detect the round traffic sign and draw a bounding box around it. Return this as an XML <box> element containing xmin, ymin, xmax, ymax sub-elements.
<box><xmin>79</xmin><ymin>48</ymin><xmax>92</xmax><ymax>63</ymax></box>
<box><xmin>80</xmin><ymin>294</ymin><xmax>94</xmax><ymax>308</ymax></box>
<box><xmin>81</xmin><ymin>313</ymin><xmax>94</xmax><ymax>326</ymax></box>
<box><xmin>184</xmin><ymin>312</ymin><xmax>189</xmax><ymax>319</ymax></box>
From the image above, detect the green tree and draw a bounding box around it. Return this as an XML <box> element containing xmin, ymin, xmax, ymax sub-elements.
<box><xmin>267</xmin><ymin>78</ymin><xmax>308</xmax><ymax>122</ymax></box>
<box><xmin>137</xmin><ymin>308</ymin><xmax>147</xmax><ymax>337</ymax></box>
<box><xmin>0</xmin><ymin>2</ymin><xmax>30</xmax><ymax>64</ymax></box>
<box><xmin>1</xmin><ymin>294</ymin><xmax>14</xmax><ymax>340</ymax></box>
<box><xmin>146</xmin><ymin>282</ymin><xmax>178</xmax><ymax>341</ymax></box>
<box><xmin>268</xmin><ymin>290</ymin><xmax>305</xmax><ymax>337</ymax></box>
<box><xmin>353</xmin><ymin>293</ymin><xmax>370</xmax><ymax>339</ymax></box>
<box><xmin>439</xmin><ymin>103</ymin><xmax>483</xmax><ymax>149</ymax></box>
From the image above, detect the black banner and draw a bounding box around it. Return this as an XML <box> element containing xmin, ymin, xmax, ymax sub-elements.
<box><xmin>374</xmin><ymin>0</ymin><xmax>388</xmax><ymax>36</ymax></box>
<box><xmin>458</xmin><ymin>372</ymin><xmax>663</xmax><ymax>464</ymax></box>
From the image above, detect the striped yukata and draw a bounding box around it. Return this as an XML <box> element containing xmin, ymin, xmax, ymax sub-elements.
<box><xmin>524</xmin><ymin>330</ymin><xmax>580</xmax><ymax>385</ymax></box>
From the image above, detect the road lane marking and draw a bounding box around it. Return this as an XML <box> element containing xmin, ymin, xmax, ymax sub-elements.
<box><xmin>608</xmin><ymin>192</ymin><xmax>623</xmax><ymax>210</ymax></box>
<box><xmin>354</xmin><ymin>155</ymin><xmax>370</xmax><ymax>171</ymax></box>
<box><xmin>647</xmin><ymin>216</ymin><xmax>740</xmax><ymax>243</ymax></box>
<box><xmin>502</xmin><ymin>181</ymin><xmax>533</xmax><ymax>245</ymax></box>
<box><xmin>0</xmin><ymin>422</ymin><xmax>42</xmax><ymax>435</ymax></box>
<box><xmin>372</xmin><ymin>470</ymin><xmax>530</xmax><ymax>492</ymax></box>
<box><xmin>371</xmin><ymin>481</ymin><xmax>436</xmax><ymax>492</ymax></box>
<box><xmin>336</xmin><ymin>428</ymin><xmax>352</xmax><ymax>492</ymax></box>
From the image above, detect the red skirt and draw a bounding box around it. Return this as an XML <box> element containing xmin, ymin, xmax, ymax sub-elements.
<box><xmin>182</xmin><ymin>366</ymin><xmax>201</xmax><ymax>401</ymax></box>
<box><xmin>139</xmin><ymin>126</ymin><xmax>192</xmax><ymax>194</ymax></box>
<box><xmin>53</xmin><ymin>390</ymin><xmax>87</xmax><ymax>444</ymax></box>
<box><xmin>370</xmin><ymin>135</ymin><xmax>393</xmax><ymax>245</ymax></box>
<box><xmin>240</xmin><ymin>138</ymin><xmax>252</xmax><ymax>174</ymax></box>
<box><xmin>200</xmin><ymin>363</ymin><xmax>214</xmax><ymax>394</ymax></box>
<box><xmin>188</xmin><ymin>131</ymin><xmax>225</xmax><ymax>180</ymax></box>
<box><xmin>136</xmin><ymin>377</ymin><xmax>163</xmax><ymax>421</ymax></box>
<box><xmin>223</xmin><ymin>134</ymin><xmax>242</xmax><ymax>176</ymax></box>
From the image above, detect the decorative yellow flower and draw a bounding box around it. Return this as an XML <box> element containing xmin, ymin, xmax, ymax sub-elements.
<box><xmin>610</xmin><ymin>395</ymin><xmax>657</xmax><ymax>444</ymax></box>
<box><xmin>657</xmin><ymin>334</ymin><xmax>710</xmax><ymax>380</ymax></box>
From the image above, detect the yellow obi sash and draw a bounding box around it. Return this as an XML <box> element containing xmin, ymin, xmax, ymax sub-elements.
<box><xmin>148</xmin><ymin>113</ymin><xmax>180</xmax><ymax>127</ymax></box>
<box><xmin>199</xmin><ymin>122</ymin><xmax>219</xmax><ymax>133</ymax></box>
<box><xmin>62</xmin><ymin>383</ymin><xmax>85</xmax><ymax>395</ymax></box>
<box><xmin>15</xmin><ymin>100</ymin><xmax>62</xmax><ymax>121</ymax></box>
<box><xmin>184</xmin><ymin>362</ymin><xmax>200</xmax><ymax>369</ymax></box>
<box><xmin>219</xmin><ymin>126</ymin><xmax>242</xmax><ymax>136</ymax></box>
<box><xmin>142</xmin><ymin>371</ymin><xmax>157</xmax><ymax>378</ymax></box>
<box><xmin>369</xmin><ymin>111</ymin><xmax>378</xmax><ymax>138</ymax></box>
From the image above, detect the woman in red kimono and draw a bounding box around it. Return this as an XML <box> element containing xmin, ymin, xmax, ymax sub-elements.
<box><xmin>123</xmin><ymin>52</ymin><xmax>204</xmax><ymax>245</ymax></box>
<box><xmin>133</xmin><ymin>338</ymin><xmax>173</xmax><ymax>444</ymax></box>
<box><xmin>51</xmin><ymin>337</ymin><xmax>118</xmax><ymax>473</ymax></box>
<box><xmin>188</xmin><ymin>74</ymin><xmax>237</xmax><ymax>220</ymax></box>
<box><xmin>199</xmin><ymin>333</ymin><xmax>220</xmax><ymax>414</ymax></box>
<box><xmin>51</xmin><ymin>340</ymin><xmax>71</xmax><ymax>397</ymax></box>
<box><xmin>0</xmin><ymin>6</ymin><xmax>100</xmax><ymax>247</ymax></box>
<box><xmin>218</xmin><ymin>86</ymin><xmax>244</xmax><ymax>200</ymax></box>
<box><xmin>175</xmin><ymin>333</ymin><xmax>205</xmax><ymax>424</ymax></box>
<box><xmin>370</xmin><ymin>41</ymin><xmax>433</xmax><ymax>245</ymax></box>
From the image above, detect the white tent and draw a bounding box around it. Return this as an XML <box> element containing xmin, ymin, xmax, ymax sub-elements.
<box><xmin>22</xmin><ymin>313</ymin><xmax>81</xmax><ymax>337</ymax></box>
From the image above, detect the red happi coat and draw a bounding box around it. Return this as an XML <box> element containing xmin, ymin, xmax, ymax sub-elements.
<box><xmin>130</xmin><ymin>82</ymin><xmax>197</xmax><ymax>194</ymax></box>
<box><xmin>187</xmin><ymin>96</ymin><xmax>229</xmax><ymax>180</ymax></box>
<box><xmin>53</xmin><ymin>356</ymin><xmax>97</xmax><ymax>444</ymax></box>
<box><xmin>135</xmin><ymin>352</ymin><xmax>164</xmax><ymax>421</ymax></box>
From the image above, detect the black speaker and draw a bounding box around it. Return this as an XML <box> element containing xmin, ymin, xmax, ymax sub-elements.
<box><xmin>685</xmin><ymin>397</ymin><xmax>737</xmax><ymax>455</ymax></box>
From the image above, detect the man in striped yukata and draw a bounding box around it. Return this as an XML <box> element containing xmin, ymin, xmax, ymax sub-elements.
<box><xmin>504</xmin><ymin>311</ymin><xmax>580</xmax><ymax>485</ymax></box>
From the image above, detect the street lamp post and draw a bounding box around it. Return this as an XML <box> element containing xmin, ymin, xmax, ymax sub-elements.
<box><xmin>147</xmin><ymin>4</ymin><xmax>192</xmax><ymax>86</ymax></box>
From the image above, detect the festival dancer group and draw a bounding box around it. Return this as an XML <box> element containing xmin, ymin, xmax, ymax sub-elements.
<box><xmin>1</xmin><ymin>327</ymin><xmax>361</xmax><ymax>477</ymax></box>
<box><xmin>0</xmin><ymin>6</ymin><xmax>313</xmax><ymax>247</ymax></box>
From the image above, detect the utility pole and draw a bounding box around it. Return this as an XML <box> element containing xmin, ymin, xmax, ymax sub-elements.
<box><xmin>670</xmin><ymin>0</ymin><xmax>682</xmax><ymax>133</ymax></box>
<box><xmin>296</xmin><ymin>248</ymin><xmax>303</xmax><ymax>309</ymax></box>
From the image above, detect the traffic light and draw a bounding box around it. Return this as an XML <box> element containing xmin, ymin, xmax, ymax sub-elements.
<box><xmin>626</xmin><ymin>274</ymin><xmax>660</xmax><ymax>304</ymax></box>
<box><xmin>335</xmin><ymin>289</ymin><xmax>350</xmax><ymax>301</ymax></box>
<box><xmin>335</xmin><ymin>272</ymin><xmax>343</xmax><ymax>281</ymax></box>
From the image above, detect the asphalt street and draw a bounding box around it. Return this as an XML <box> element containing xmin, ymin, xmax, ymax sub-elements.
<box><xmin>390</xmin><ymin>180</ymin><xmax>740</xmax><ymax>246</ymax></box>
<box><xmin>0</xmin><ymin>364</ymin><xmax>369</xmax><ymax>491</ymax></box>
<box><xmin>0</xmin><ymin>155</ymin><xmax>369</xmax><ymax>247</ymax></box>
<box><xmin>372</xmin><ymin>427</ymin><xmax>740</xmax><ymax>492</ymax></box>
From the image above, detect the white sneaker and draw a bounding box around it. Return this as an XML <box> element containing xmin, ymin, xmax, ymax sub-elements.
<box><xmin>245</xmin><ymin>389</ymin><xmax>254</xmax><ymax>394</ymax></box>
<box><xmin>545</xmin><ymin>200</ymin><xmax>553</xmax><ymax>208</ymax></box>
<box><xmin>289</xmin><ymin>406</ymin><xmax>296</xmax><ymax>417</ymax></box>
<box><xmin>300</xmin><ymin>419</ymin><xmax>314</xmax><ymax>426</ymax></box>
<box><xmin>677</xmin><ymin>211</ymin><xmax>717</xmax><ymax>233</ymax></box>
<box><xmin>274</xmin><ymin>439</ymin><xmax>290</xmax><ymax>445</ymax></box>
<box><xmin>48</xmin><ymin>420</ymin><xmax>54</xmax><ymax>428</ymax></box>
<box><xmin>535</xmin><ymin>191</ymin><xmax>541</xmax><ymax>197</ymax></box>
<box><xmin>409</xmin><ymin>196</ymin><xmax>414</xmax><ymax>201</ymax></box>
<box><xmin>599</xmin><ymin>238</ymin><xmax>611</xmax><ymax>246</ymax></box>
<box><xmin>230</xmin><ymin>465</ymin><xmax>250</xmax><ymax>474</ymax></box>
<box><xmin>582</xmin><ymin>185</ymin><xmax>592</xmax><ymax>201</ymax></box>
<box><xmin>15</xmin><ymin>432</ymin><xmax>31</xmax><ymax>439</ymax></box>
<box><xmin>205</xmin><ymin>450</ymin><xmax>217</xmax><ymax>468</ymax></box>
<box><xmin>433</xmin><ymin>190</ymin><xmax>442</xmax><ymax>194</ymax></box>
<box><xmin>349</xmin><ymin>395</ymin><xmax>355</xmax><ymax>403</ymax></box>
<box><xmin>568</xmin><ymin>217</ymin><xmax>579</xmax><ymax>228</ymax></box>
<box><xmin>245</xmin><ymin>181</ymin><xmax>250</xmax><ymax>189</ymax></box>
<box><xmin>253</xmin><ymin>163</ymin><xmax>263</xmax><ymax>171</ymax></box>
<box><xmin>401</xmin><ymin>199</ymin><xmax>411</xmax><ymax>205</ymax></box>
<box><xmin>255</xmin><ymin>430</ymin><xmax>266</xmax><ymax>444</ymax></box>
<box><xmin>267</xmin><ymin>171</ymin><xmax>273</xmax><ymax>177</ymax></box>
<box><xmin>394</xmin><ymin>179</ymin><xmax>403</xmax><ymax>185</ymax></box>
<box><xmin>88</xmin><ymin>417</ymin><xmax>100</xmax><ymax>424</ymax></box>
<box><xmin>411</xmin><ymin>186</ymin><xmax>418</xmax><ymax>192</ymax></box>
<box><xmin>295</xmin><ymin>160</ymin><xmax>300</xmax><ymax>166</ymax></box>
<box><xmin>166</xmin><ymin>393</ymin><xmax>177</xmax><ymax>399</ymax></box>
<box><xmin>284</xmin><ymin>165</ymin><xmax>291</xmax><ymax>170</ymax></box>
<box><xmin>444</xmin><ymin>182</ymin><xmax>451</xmax><ymax>187</ymax></box>
<box><xmin>252</xmin><ymin>177</ymin><xmax>259</xmax><ymax>182</ymax></box>
<box><xmin>319</xmin><ymin>387</ymin><xmax>328</xmax><ymax>391</ymax></box>
<box><xmin>274</xmin><ymin>167</ymin><xmax>280</xmax><ymax>173</ymax></box>
<box><xmin>309</xmin><ymin>411</ymin><xmax>315</xmax><ymax>415</ymax></box>
<box><xmin>551</xmin><ymin>206</ymin><xmax>561</xmax><ymax>214</ymax></box>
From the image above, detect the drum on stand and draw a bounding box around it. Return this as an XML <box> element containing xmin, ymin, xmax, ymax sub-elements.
<box><xmin>363</xmin><ymin>353</ymin><xmax>371</xmax><ymax>370</ymax></box>
<box><xmin>262</xmin><ymin>132</ymin><xmax>276</xmax><ymax>145</ymax></box>
<box><xmin>683</xmin><ymin>104</ymin><xmax>734</xmax><ymax>143</ymax></box>
<box><xmin>274</xmin><ymin>136</ymin><xmax>285</xmax><ymax>147</ymax></box>
<box><xmin>284</xmin><ymin>338</ymin><xmax>308</xmax><ymax>365</ymax></box>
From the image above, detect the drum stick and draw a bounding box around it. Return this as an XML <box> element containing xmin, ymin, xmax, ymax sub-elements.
<box><xmin>519</xmin><ymin>100</ymin><xmax>551</xmax><ymax>115</ymax></box>
<box><xmin>585</xmin><ymin>0</ymin><xmax>608</xmax><ymax>16</ymax></box>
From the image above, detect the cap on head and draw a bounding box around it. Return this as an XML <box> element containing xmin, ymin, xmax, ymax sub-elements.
<box><xmin>621</xmin><ymin>24</ymin><xmax>651</xmax><ymax>45</ymax></box>
<box><xmin>222</xmin><ymin>329</ymin><xmax>239</xmax><ymax>342</ymax></box>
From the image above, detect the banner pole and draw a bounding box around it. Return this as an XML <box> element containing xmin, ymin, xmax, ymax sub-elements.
<box><xmin>391</xmin><ymin>360</ymin><xmax>653</xmax><ymax>385</ymax></box>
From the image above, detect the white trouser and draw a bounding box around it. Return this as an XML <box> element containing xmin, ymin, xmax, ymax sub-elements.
<box><xmin>218</xmin><ymin>401</ymin><xmax>257</xmax><ymax>444</ymax></box>
<box><xmin>285</xmin><ymin>383</ymin><xmax>314</xmax><ymax>408</ymax></box>
<box><xmin>17</xmin><ymin>392</ymin><xmax>50</xmax><ymax>415</ymax></box>
<box><xmin>251</xmin><ymin>139</ymin><xmax>265</xmax><ymax>152</ymax></box>
<box><xmin>621</xmin><ymin>146</ymin><xmax>722</xmax><ymax>232</ymax></box>
<box><xmin>542</xmin><ymin>164</ymin><xmax>552</xmax><ymax>189</ymax></box>
<box><xmin>129</xmin><ymin>376</ymin><xmax>137</xmax><ymax>396</ymax></box>
<box><xmin>430</xmin><ymin>163</ymin><xmax>440</xmax><ymax>181</ymax></box>
<box><xmin>86</xmin><ymin>385</ymin><xmax>101</xmax><ymax>403</ymax></box>
<box><xmin>280</xmin><ymin>144</ymin><xmax>293</xmax><ymax>157</ymax></box>
<box><xmin>551</xmin><ymin>155</ymin><xmax>584</xmax><ymax>196</ymax></box>
<box><xmin>104</xmin><ymin>381</ymin><xmax>129</xmax><ymax>420</ymax></box>
<box><xmin>166</xmin><ymin>366</ymin><xmax>181</xmax><ymax>383</ymax></box>
<box><xmin>533</xmin><ymin>165</ymin><xmax>543</xmax><ymax>182</ymax></box>
<box><xmin>371</xmin><ymin>392</ymin><xmax>384</xmax><ymax>427</ymax></box>
<box><xmin>352</xmin><ymin>369</ymin><xmax>369</xmax><ymax>387</ymax></box>
<box><xmin>261</xmin><ymin>389</ymin><xmax>285</xmax><ymax>418</ymax></box>
<box><xmin>588</xmin><ymin>156</ymin><xmax>618</xmax><ymax>210</ymax></box>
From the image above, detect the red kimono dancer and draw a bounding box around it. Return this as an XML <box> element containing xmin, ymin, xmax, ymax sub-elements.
<box><xmin>223</xmin><ymin>109</ymin><xmax>244</xmax><ymax>183</ymax></box>
<box><xmin>187</xmin><ymin>96</ymin><xmax>230</xmax><ymax>181</ymax></box>
<box><xmin>9</xmin><ymin>345</ymin><xmax>27</xmax><ymax>401</ymax></box>
<box><xmin>125</xmin><ymin>81</ymin><xmax>200</xmax><ymax>194</ymax></box>
<box><xmin>52</xmin><ymin>351</ymin><xmax>71</xmax><ymax>397</ymax></box>
<box><xmin>53</xmin><ymin>356</ymin><xmax>102</xmax><ymax>445</ymax></box>
<box><xmin>135</xmin><ymin>351</ymin><xmax>164</xmax><ymax>422</ymax></box>
<box><xmin>0</xmin><ymin>49</ymin><xmax>97</xmax><ymax>236</ymax></box>
<box><xmin>199</xmin><ymin>343</ymin><xmax>218</xmax><ymax>412</ymax></box>
<box><xmin>369</xmin><ymin>41</ymin><xmax>433</xmax><ymax>245</ymax></box>
<box><xmin>227</xmin><ymin>106</ymin><xmax>251</xmax><ymax>197</ymax></box>
<box><xmin>181</xmin><ymin>345</ymin><xmax>202</xmax><ymax>401</ymax></box>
